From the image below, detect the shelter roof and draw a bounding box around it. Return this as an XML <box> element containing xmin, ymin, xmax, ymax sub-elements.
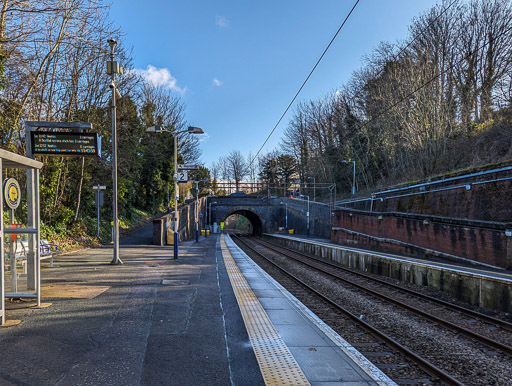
<box><xmin>0</xmin><ymin>149</ymin><xmax>43</xmax><ymax>169</ymax></box>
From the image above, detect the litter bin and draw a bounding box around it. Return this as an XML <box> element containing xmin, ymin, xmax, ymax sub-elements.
<box><xmin>288</xmin><ymin>229</ymin><xmax>294</xmax><ymax>234</ymax></box>
<box><xmin>201</xmin><ymin>230</ymin><xmax>205</xmax><ymax>236</ymax></box>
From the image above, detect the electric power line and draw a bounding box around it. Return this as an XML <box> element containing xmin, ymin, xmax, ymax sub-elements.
<box><xmin>249</xmin><ymin>0</ymin><xmax>360</xmax><ymax>167</ymax></box>
<box><xmin>250</xmin><ymin>0</ymin><xmax>462</xmax><ymax>168</ymax></box>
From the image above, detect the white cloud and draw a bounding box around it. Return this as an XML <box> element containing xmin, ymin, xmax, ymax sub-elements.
<box><xmin>216</xmin><ymin>15</ymin><xmax>229</xmax><ymax>28</ymax></box>
<box><xmin>134</xmin><ymin>65</ymin><xmax>185</xmax><ymax>93</ymax></box>
<box><xmin>212</xmin><ymin>78</ymin><xmax>223</xmax><ymax>87</ymax></box>
<box><xmin>198</xmin><ymin>132</ymin><xmax>210</xmax><ymax>143</ymax></box>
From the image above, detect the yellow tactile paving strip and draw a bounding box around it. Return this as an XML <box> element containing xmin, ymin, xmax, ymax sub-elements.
<box><xmin>221</xmin><ymin>235</ymin><xmax>310</xmax><ymax>386</ymax></box>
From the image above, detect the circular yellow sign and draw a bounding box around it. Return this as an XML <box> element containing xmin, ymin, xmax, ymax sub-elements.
<box><xmin>9</xmin><ymin>185</ymin><xmax>18</xmax><ymax>201</ymax></box>
<box><xmin>4</xmin><ymin>178</ymin><xmax>21</xmax><ymax>209</ymax></box>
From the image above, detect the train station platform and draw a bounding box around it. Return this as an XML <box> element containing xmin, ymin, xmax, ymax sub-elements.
<box><xmin>0</xmin><ymin>226</ymin><xmax>393</xmax><ymax>385</ymax></box>
<box><xmin>266</xmin><ymin>233</ymin><xmax>512</xmax><ymax>313</ymax></box>
<box><xmin>267</xmin><ymin>233</ymin><xmax>512</xmax><ymax>282</ymax></box>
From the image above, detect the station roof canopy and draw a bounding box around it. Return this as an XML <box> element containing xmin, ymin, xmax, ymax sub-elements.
<box><xmin>0</xmin><ymin>149</ymin><xmax>43</xmax><ymax>169</ymax></box>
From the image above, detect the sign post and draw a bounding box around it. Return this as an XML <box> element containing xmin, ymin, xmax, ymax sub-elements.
<box><xmin>175</xmin><ymin>171</ymin><xmax>188</xmax><ymax>183</ymax></box>
<box><xmin>4</xmin><ymin>177</ymin><xmax>21</xmax><ymax>293</ymax></box>
<box><xmin>93</xmin><ymin>184</ymin><xmax>106</xmax><ymax>237</ymax></box>
<box><xmin>25</xmin><ymin>121</ymin><xmax>98</xmax><ymax>283</ymax></box>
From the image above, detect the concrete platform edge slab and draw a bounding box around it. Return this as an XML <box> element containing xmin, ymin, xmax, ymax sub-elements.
<box><xmin>224</xmin><ymin>235</ymin><xmax>396</xmax><ymax>386</ymax></box>
<box><xmin>220</xmin><ymin>234</ymin><xmax>311</xmax><ymax>385</ymax></box>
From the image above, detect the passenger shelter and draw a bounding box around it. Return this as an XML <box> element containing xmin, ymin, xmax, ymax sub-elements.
<box><xmin>0</xmin><ymin>149</ymin><xmax>43</xmax><ymax>326</ymax></box>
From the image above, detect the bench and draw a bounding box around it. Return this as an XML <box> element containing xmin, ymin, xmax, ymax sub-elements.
<box><xmin>40</xmin><ymin>239</ymin><xmax>58</xmax><ymax>267</ymax></box>
<box><xmin>9</xmin><ymin>239</ymin><xmax>58</xmax><ymax>272</ymax></box>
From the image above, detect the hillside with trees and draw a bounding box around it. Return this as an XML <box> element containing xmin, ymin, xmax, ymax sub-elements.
<box><xmin>0</xmin><ymin>1</ymin><xmax>203</xmax><ymax>246</ymax></box>
<box><xmin>280</xmin><ymin>0</ymin><xmax>512</xmax><ymax>196</ymax></box>
<box><xmin>212</xmin><ymin>0</ymin><xmax>512</xmax><ymax>203</ymax></box>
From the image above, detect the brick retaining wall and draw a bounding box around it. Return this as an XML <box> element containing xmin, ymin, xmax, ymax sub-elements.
<box><xmin>332</xmin><ymin>210</ymin><xmax>512</xmax><ymax>269</ymax></box>
<box><xmin>347</xmin><ymin>165</ymin><xmax>512</xmax><ymax>222</ymax></box>
<box><xmin>153</xmin><ymin>197</ymin><xmax>206</xmax><ymax>246</ymax></box>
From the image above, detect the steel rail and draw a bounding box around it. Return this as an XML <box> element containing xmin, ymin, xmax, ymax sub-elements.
<box><xmin>232</xmin><ymin>235</ymin><xmax>464</xmax><ymax>386</ymax></box>
<box><xmin>259</xmin><ymin>237</ymin><xmax>512</xmax><ymax>332</ymax></box>
<box><xmin>253</xmin><ymin>237</ymin><xmax>512</xmax><ymax>357</ymax></box>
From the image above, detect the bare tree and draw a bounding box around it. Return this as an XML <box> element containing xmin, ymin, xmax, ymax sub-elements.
<box><xmin>246</xmin><ymin>151</ymin><xmax>258</xmax><ymax>183</ymax></box>
<box><xmin>226</xmin><ymin>150</ymin><xmax>248</xmax><ymax>192</ymax></box>
<box><xmin>280</xmin><ymin>0</ymin><xmax>512</xmax><ymax>193</ymax></box>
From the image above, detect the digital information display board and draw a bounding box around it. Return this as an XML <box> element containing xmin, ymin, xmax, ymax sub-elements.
<box><xmin>31</xmin><ymin>131</ymin><xmax>100</xmax><ymax>156</ymax></box>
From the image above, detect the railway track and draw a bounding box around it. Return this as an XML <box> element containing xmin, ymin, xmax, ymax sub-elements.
<box><xmin>231</xmin><ymin>234</ymin><xmax>512</xmax><ymax>385</ymax></box>
<box><xmin>255</xmin><ymin>237</ymin><xmax>512</xmax><ymax>351</ymax></box>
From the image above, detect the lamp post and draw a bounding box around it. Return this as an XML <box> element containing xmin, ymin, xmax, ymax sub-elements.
<box><xmin>280</xmin><ymin>201</ymin><xmax>288</xmax><ymax>232</ymax></box>
<box><xmin>342</xmin><ymin>160</ymin><xmax>356</xmax><ymax>195</ymax></box>
<box><xmin>204</xmin><ymin>198</ymin><xmax>208</xmax><ymax>238</ymax></box>
<box><xmin>194</xmin><ymin>179</ymin><xmax>209</xmax><ymax>243</ymax></box>
<box><xmin>195</xmin><ymin>181</ymin><xmax>199</xmax><ymax>242</ymax></box>
<box><xmin>300</xmin><ymin>194</ymin><xmax>310</xmax><ymax>238</ymax></box>
<box><xmin>107</xmin><ymin>38</ymin><xmax>123</xmax><ymax>265</ymax></box>
<box><xmin>209</xmin><ymin>201</ymin><xmax>217</xmax><ymax>232</ymax></box>
<box><xmin>307</xmin><ymin>176</ymin><xmax>316</xmax><ymax>201</ymax></box>
<box><xmin>146</xmin><ymin>125</ymin><xmax>204</xmax><ymax>259</ymax></box>
<box><xmin>285</xmin><ymin>202</ymin><xmax>288</xmax><ymax>232</ymax></box>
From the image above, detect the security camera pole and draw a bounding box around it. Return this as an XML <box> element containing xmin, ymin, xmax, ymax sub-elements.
<box><xmin>107</xmin><ymin>38</ymin><xmax>123</xmax><ymax>265</ymax></box>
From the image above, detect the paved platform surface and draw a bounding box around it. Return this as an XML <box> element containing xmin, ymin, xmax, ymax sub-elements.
<box><xmin>0</xmin><ymin>225</ymin><xmax>392</xmax><ymax>385</ymax></box>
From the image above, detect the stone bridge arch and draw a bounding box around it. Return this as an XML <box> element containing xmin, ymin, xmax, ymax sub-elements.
<box><xmin>153</xmin><ymin>196</ymin><xmax>331</xmax><ymax>245</ymax></box>
<box><xmin>207</xmin><ymin>196</ymin><xmax>331</xmax><ymax>238</ymax></box>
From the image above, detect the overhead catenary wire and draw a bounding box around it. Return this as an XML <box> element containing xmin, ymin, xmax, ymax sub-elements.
<box><xmin>333</xmin><ymin>0</ymin><xmax>462</xmax><ymax>188</ymax></box>
<box><xmin>249</xmin><ymin>0</ymin><xmax>360</xmax><ymax>167</ymax></box>
<box><xmin>250</xmin><ymin>0</ymin><xmax>462</xmax><ymax>169</ymax></box>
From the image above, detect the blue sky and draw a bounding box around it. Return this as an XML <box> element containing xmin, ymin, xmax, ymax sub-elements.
<box><xmin>110</xmin><ymin>0</ymin><xmax>441</xmax><ymax>168</ymax></box>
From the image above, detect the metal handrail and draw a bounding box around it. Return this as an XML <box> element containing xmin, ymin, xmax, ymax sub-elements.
<box><xmin>336</xmin><ymin>173</ymin><xmax>512</xmax><ymax>207</ymax></box>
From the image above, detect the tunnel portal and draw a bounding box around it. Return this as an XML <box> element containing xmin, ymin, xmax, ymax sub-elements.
<box><xmin>223</xmin><ymin>209</ymin><xmax>263</xmax><ymax>235</ymax></box>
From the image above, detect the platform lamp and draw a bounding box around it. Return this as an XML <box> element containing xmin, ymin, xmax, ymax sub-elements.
<box><xmin>194</xmin><ymin>179</ymin><xmax>209</xmax><ymax>242</ymax></box>
<box><xmin>300</xmin><ymin>194</ymin><xmax>310</xmax><ymax>238</ymax></box>
<box><xmin>279</xmin><ymin>201</ymin><xmax>288</xmax><ymax>232</ymax></box>
<box><xmin>146</xmin><ymin>125</ymin><xmax>204</xmax><ymax>259</ymax></box>
<box><xmin>307</xmin><ymin>176</ymin><xmax>316</xmax><ymax>201</ymax></box>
